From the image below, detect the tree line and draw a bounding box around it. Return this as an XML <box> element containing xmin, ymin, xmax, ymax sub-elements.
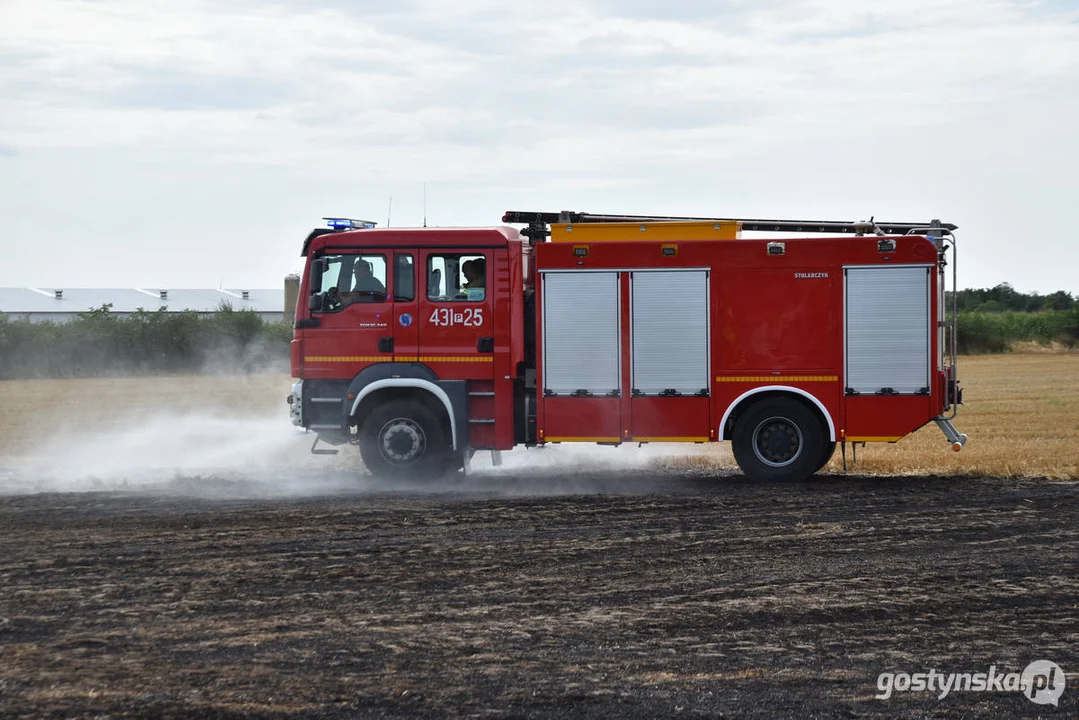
<box><xmin>949</xmin><ymin>284</ymin><xmax>1079</xmax><ymax>352</ymax></box>
<box><xmin>950</xmin><ymin>283</ymin><xmax>1075</xmax><ymax>313</ymax></box>
<box><xmin>0</xmin><ymin>304</ymin><xmax>292</xmax><ymax>380</ymax></box>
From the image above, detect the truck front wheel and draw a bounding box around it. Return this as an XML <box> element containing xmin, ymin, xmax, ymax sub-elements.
<box><xmin>359</xmin><ymin>400</ymin><xmax>452</xmax><ymax>479</ymax></box>
<box><xmin>732</xmin><ymin>398</ymin><xmax>826</xmax><ymax>482</ymax></box>
<box><xmin>816</xmin><ymin>441</ymin><xmax>837</xmax><ymax>472</ymax></box>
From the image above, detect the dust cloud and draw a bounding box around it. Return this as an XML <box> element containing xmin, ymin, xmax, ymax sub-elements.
<box><xmin>0</xmin><ymin>405</ymin><xmax>729</xmax><ymax>498</ymax></box>
<box><xmin>462</xmin><ymin>441</ymin><xmax>732</xmax><ymax>496</ymax></box>
<box><xmin>0</xmin><ymin>412</ymin><xmax>354</xmax><ymax>497</ymax></box>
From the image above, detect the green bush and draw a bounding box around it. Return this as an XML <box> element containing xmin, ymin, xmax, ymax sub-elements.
<box><xmin>0</xmin><ymin>304</ymin><xmax>292</xmax><ymax>380</ymax></box>
<box><xmin>956</xmin><ymin>313</ymin><xmax>1009</xmax><ymax>354</ymax></box>
<box><xmin>1065</xmin><ymin>307</ymin><xmax>1079</xmax><ymax>346</ymax></box>
<box><xmin>956</xmin><ymin>310</ymin><xmax>1076</xmax><ymax>353</ymax></box>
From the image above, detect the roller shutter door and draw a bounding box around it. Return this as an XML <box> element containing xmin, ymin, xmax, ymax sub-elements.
<box><xmin>845</xmin><ymin>266</ymin><xmax>931</xmax><ymax>394</ymax></box>
<box><xmin>542</xmin><ymin>272</ymin><xmax>620</xmax><ymax>395</ymax></box>
<box><xmin>631</xmin><ymin>270</ymin><xmax>709</xmax><ymax>395</ymax></box>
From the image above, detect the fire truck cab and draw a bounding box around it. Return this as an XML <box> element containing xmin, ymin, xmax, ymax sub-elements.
<box><xmin>288</xmin><ymin>212</ymin><xmax>965</xmax><ymax>482</ymax></box>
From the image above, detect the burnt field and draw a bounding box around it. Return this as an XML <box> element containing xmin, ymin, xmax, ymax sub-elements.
<box><xmin>0</xmin><ymin>471</ymin><xmax>1076</xmax><ymax>718</ymax></box>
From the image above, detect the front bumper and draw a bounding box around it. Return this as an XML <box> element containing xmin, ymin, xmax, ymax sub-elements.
<box><xmin>287</xmin><ymin>379</ymin><xmax>304</xmax><ymax>427</ymax></box>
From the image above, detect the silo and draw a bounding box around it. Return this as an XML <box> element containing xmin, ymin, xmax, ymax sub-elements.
<box><xmin>283</xmin><ymin>274</ymin><xmax>301</xmax><ymax>325</ymax></box>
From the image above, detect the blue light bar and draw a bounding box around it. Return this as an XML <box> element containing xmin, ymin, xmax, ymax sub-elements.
<box><xmin>323</xmin><ymin>217</ymin><xmax>377</xmax><ymax>230</ymax></box>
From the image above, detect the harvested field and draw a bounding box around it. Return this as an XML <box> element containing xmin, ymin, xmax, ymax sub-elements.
<box><xmin>0</xmin><ymin>475</ymin><xmax>1076</xmax><ymax>718</ymax></box>
<box><xmin>0</xmin><ymin>354</ymin><xmax>1077</xmax><ymax>717</ymax></box>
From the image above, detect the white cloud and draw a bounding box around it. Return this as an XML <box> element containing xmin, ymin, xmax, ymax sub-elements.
<box><xmin>0</xmin><ymin>0</ymin><xmax>1076</xmax><ymax>291</ymax></box>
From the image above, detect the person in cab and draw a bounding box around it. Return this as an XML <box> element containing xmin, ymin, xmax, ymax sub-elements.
<box><xmin>462</xmin><ymin>258</ymin><xmax>485</xmax><ymax>300</ymax></box>
<box><xmin>351</xmin><ymin>260</ymin><xmax>386</xmax><ymax>295</ymax></box>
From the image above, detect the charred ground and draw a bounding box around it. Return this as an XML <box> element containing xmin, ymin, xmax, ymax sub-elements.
<box><xmin>0</xmin><ymin>471</ymin><xmax>1076</xmax><ymax>718</ymax></box>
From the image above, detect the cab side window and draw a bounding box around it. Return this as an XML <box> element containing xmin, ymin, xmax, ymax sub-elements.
<box><xmin>427</xmin><ymin>254</ymin><xmax>485</xmax><ymax>302</ymax></box>
<box><xmin>311</xmin><ymin>254</ymin><xmax>387</xmax><ymax>312</ymax></box>
<box><xmin>394</xmin><ymin>254</ymin><xmax>415</xmax><ymax>302</ymax></box>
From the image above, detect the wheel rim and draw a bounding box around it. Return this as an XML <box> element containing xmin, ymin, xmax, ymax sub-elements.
<box><xmin>751</xmin><ymin>416</ymin><xmax>803</xmax><ymax>468</ymax></box>
<box><xmin>378</xmin><ymin>417</ymin><xmax>426</xmax><ymax>465</ymax></box>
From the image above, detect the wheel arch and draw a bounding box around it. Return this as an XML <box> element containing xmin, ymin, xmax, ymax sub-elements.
<box><xmin>351</xmin><ymin>380</ymin><xmax>459</xmax><ymax>451</ymax></box>
<box><xmin>719</xmin><ymin>385</ymin><xmax>836</xmax><ymax>442</ymax></box>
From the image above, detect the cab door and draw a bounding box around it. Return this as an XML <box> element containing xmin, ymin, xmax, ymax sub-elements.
<box><xmin>417</xmin><ymin>249</ymin><xmax>494</xmax><ymax>380</ymax></box>
<box><xmin>390</xmin><ymin>251</ymin><xmax>420</xmax><ymax>361</ymax></box>
<box><xmin>302</xmin><ymin>252</ymin><xmax>392</xmax><ymax>379</ymax></box>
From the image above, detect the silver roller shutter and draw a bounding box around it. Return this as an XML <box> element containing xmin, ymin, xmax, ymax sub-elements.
<box><xmin>632</xmin><ymin>270</ymin><xmax>709</xmax><ymax>395</ymax></box>
<box><xmin>845</xmin><ymin>266</ymin><xmax>931</xmax><ymax>394</ymax></box>
<box><xmin>542</xmin><ymin>272</ymin><xmax>620</xmax><ymax>395</ymax></box>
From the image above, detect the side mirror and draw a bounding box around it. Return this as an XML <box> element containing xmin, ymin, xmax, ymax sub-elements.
<box><xmin>308</xmin><ymin>293</ymin><xmax>323</xmax><ymax>312</ymax></box>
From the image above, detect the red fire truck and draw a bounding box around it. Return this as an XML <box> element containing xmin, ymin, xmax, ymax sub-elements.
<box><xmin>287</xmin><ymin>211</ymin><xmax>966</xmax><ymax>482</ymax></box>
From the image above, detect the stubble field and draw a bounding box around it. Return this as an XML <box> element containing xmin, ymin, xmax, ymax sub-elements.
<box><xmin>0</xmin><ymin>353</ymin><xmax>1076</xmax><ymax>718</ymax></box>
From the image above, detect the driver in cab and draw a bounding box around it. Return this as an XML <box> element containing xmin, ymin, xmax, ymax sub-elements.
<box><xmin>348</xmin><ymin>260</ymin><xmax>386</xmax><ymax>296</ymax></box>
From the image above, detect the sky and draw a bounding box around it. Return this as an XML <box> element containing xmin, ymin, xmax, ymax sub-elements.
<box><xmin>0</xmin><ymin>0</ymin><xmax>1077</xmax><ymax>293</ymax></box>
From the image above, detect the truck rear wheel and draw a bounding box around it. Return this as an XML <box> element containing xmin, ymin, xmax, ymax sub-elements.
<box><xmin>732</xmin><ymin>397</ymin><xmax>826</xmax><ymax>482</ymax></box>
<box><xmin>358</xmin><ymin>400</ymin><xmax>452</xmax><ymax>480</ymax></box>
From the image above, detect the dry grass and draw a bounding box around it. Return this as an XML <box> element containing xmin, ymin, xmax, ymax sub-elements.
<box><xmin>1</xmin><ymin>354</ymin><xmax>1077</xmax><ymax>479</ymax></box>
<box><xmin>1005</xmin><ymin>340</ymin><xmax>1077</xmax><ymax>354</ymax></box>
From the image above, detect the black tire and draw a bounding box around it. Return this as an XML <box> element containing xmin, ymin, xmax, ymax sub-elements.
<box><xmin>358</xmin><ymin>400</ymin><xmax>451</xmax><ymax>480</ymax></box>
<box><xmin>731</xmin><ymin>397</ymin><xmax>826</xmax><ymax>482</ymax></box>
<box><xmin>816</xmin><ymin>441</ymin><xmax>837</xmax><ymax>473</ymax></box>
<box><xmin>438</xmin><ymin>447</ymin><xmax>474</xmax><ymax>474</ymax></box>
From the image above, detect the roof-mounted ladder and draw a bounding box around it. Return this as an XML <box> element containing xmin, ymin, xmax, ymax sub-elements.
<box><xmin>502</xmin><ymin>211</ymin><xmax>957</xmax><ymax>241</ymax></box>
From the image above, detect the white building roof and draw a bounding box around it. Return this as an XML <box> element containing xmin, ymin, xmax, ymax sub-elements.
<box><xmin>0</xmin><ymin>288</ymin><xmax>284</xmax><ymax>315</ymax></box>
